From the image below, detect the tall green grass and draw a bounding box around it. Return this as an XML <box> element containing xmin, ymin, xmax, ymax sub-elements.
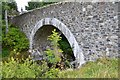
<box><xmin>58</xmin><ymin>58</ymin><xmax>118</xmax><ymax>78</ymax></box>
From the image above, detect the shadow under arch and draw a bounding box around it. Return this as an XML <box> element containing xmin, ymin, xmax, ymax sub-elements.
<box><xmin>29</xmin><ymin>18</ymin><xmax>85</xmax><ymax>67</ymax></box>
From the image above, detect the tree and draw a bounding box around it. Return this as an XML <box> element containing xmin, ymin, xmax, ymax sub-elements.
<box><xmin>2</xmin><ymin>0</ymin><xmax>18</xmax><ymax>34</ymax></box>
<box><xmin>2</xmin><ymin>0</ymin><xmax>18</xmax><ymax>20</ymax></box>
<box><xmin>4</xmin><ymin>2</ymin><xmax>9</xmax><ymax>34</ymax></box>
<box><xmin>25</xmin><ymin>1</ymin><xmax>55</xmax><ymax>10</ymax></box>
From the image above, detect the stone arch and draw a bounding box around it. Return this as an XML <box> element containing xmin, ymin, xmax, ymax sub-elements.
<box><xmin>29</xmin><ymin>18</ymin><xmax>85</xmax><ymax>67</ymax></box>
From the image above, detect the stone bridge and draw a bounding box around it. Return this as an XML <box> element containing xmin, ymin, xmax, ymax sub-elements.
<box><xmin>10</xmin><ymin>2</ymin><xmax>119</xmax><ymax>67</ymax></box>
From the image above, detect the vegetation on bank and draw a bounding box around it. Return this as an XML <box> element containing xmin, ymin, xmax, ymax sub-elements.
<box><xmin>1</xmin><ymin>54</ymin><xmax>118</xmax><ymax>78</ymax></box>
<box><xmin>59</xmin><ymin>58</ymin><xmax>118</xmax><ymax>78</ymax></box>
<box><xmin>1</xmin><ymin>23</ymin><xmax>118</xmax><ymax>78</ymax></box>
<box><xmin>2</xmin><ymin>22</ymin><xmax>29</xmax><ymax>60</ymax></box>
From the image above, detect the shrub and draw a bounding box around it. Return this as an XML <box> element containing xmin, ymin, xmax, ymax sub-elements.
<box><xmin>45</xmin><ymin>29</ymin><xmax>63</xmax><ymax>67</ymax></box>
<box><xmin>42</xmin><ymin>68</ymin><xmax>60</xmax><ymax>78</ymax></box>
<box><xmin>3</xmin><ymin>26</ymin><xmax>29</xmax><ymax>52</ymax></box>
<box><xmin>59</xmin><ymin>39</ymin><xmax>72</xmax><ymax>54</ymax></box>
<box><xmin>2</xmin><ymin>48</ymin><xmax>9</xmax><ymax>57</ymax></box>
<box><xmin>59</xmin><ymin>40</ymin><xmax>74</xmax><ymax>62</ymax></box>
<box><xmin>2</xmin><ymin>57</ymin><xmax>48</xmax><ymax>78</ymax></box>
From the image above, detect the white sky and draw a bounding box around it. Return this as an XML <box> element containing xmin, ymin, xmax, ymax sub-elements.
<box><xmin>15</xmin><ymin>0</ymin><xmax>31</xmax><ymax>12</ymax></box>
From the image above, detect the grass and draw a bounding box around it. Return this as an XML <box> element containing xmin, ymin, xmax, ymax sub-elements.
<box><xmin>58</xmin><ymin>58</ymin><xmax>118</xmax><ymax>78</ymax></box>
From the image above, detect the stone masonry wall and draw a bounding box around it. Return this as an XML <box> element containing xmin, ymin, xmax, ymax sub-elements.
<box><xmin>11</xmin><ymin>2</ymin><xmax>119</xmax><ymax>61</ymax></box>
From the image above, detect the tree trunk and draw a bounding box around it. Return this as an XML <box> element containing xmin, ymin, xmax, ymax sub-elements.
<box><xmin>5</xmin><ymin>10</ymin><xmax>8</xmax><ymax>34</ymax></box>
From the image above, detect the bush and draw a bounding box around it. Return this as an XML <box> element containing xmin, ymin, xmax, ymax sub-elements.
<box><xmin>42</xmin><ymin>68</ymin><xmax>60</xmax><ymax>78</ymax></box>
<box><xmin>45</xmin><ymin>29</ymin><xmax>72</xmax><ymax>69</ymax></box>
<box><xmin>59</xmin><ymin>40</ymin><xmax>74</xmax><ymax>62</ymax></box>
<box><xmin>45</xmin><ymin>29</ymin><xmax>63</xmax><ymax>67</ymax></box>
<box><xmin>59</xmin><ymin>39</ymin><xmax>72</xmax><ymax>54</ymax></box>
<box><xmin>2</xmin><ymin>56</ymin><xmax>61</xmax><ymax>78</ymax></box>
<box><xmin>2</xmin><ymin>48</ymin><xmax>9</xmax><ymax>57</ymax></box>
<box><xmin>3</xmin><ymin>26</ymin><xmax>29</xmax><ymax>52</ymax></box>
<box><xmin>2</xmin><ymin>57</ymin><xmax>49</xmax><ymax>78</ymax></box>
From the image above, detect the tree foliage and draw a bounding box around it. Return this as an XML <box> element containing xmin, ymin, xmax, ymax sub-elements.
<box><xmin>2</xmin><ymin>25</ymin><xmax>29</xmax><ymax>52</ymax></box>
<box><xmin>2</xmin><ymin>1</ymin><xmax>18</xmax><ymax>20</ymax></box>
<box><xmin>25</xmin><ymin>1</ymin><xmax>55</xmax><ymax>10</ymax></box>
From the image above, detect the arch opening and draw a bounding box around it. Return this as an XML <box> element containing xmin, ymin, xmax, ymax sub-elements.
<box><xmin>33</xmin><ymin>25</ymin><xmax>75</xmax><ymax>63</ymax></box>
<box><xmin>30</xmin><ymin>18</ymin><xmax>86</xmax><ymax>67</ymax></box>
<box><xmin>59</xmin><ymin>32</ymin><xmax>75</xmax><ymax>62</ymax></box>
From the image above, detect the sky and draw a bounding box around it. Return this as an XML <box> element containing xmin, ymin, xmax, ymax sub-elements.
<box><xmin>15</xmin><ymin>0</ymin><xmax>44</xmax><ymax>12</ymax></box>
<box><xmin>15</xmin><ymin>0</ymin><xmax>31</xmax><ymax>12</ymax></box>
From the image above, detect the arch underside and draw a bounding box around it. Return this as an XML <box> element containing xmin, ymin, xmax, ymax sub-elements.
<box><xmin>30</xmin><ymin>18</ymin><xmax>86</xmax><ymax>67</ymax></box>
<box><xmin>33</xmin><ymin>25</ymin><xmax>54</xmax><ymax>51</ymax></box>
